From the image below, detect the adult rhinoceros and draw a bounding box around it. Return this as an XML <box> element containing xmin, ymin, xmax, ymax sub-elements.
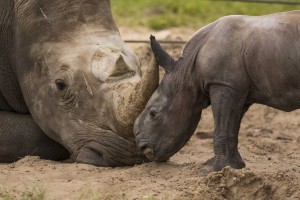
<box><xmin>0</xmin><ymin>0</ymin><xmax>158</xmax><ymax>166</ymax></box>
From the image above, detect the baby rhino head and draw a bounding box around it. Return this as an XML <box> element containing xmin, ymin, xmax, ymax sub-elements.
<box><xmin>134</xmin><ymin>35</ymin><xmax>210</xmax><ymax>162</ymax></box>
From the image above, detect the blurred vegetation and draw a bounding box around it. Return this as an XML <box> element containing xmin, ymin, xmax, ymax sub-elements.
<box><xmin>111</xmin><ymin>0</ymin><xmax>300</xmax><ymax>30</ymax></box>
<box><xmin>1</xmin><ymin>188</ymin><xmax>45</xmax><ymax>200</ymax></box>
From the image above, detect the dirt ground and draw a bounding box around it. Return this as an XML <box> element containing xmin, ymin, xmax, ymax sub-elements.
<box><xmin>0</xmin><ymin>28</ymin><xmax>299</xmax><ymax>200</ymax></box>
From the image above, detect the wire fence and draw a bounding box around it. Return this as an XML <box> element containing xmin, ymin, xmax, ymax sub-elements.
<box><xmin>212</xmin><ymin>0</ymin><xmax>300</xmax><ymax>5</ymax></box>
<box><xmin>124</xmin><ymin>40</ymin><xmax>187</xmax><ymax>44</ymax></box>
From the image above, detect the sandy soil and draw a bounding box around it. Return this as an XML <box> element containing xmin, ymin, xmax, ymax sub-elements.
<box><xmin>0</xmin><ymin>28</ymin><xmax>299</xmax><ymax>200</ymax></box>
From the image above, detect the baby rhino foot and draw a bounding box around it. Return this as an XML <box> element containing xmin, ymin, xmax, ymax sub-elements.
<box><xmin>213</xmin><ymin>153</ymin><xmax>246</xmax><ymax>171</ymax></box>
<box><xmin>194</xmin><ymin>157</ymin><xmax>215</xmax><ymax>175</ymax></box>
<box><xmin>195</xmin><ymin>155</ymin><xmax>246</xmax><ymax>175</ymax></box>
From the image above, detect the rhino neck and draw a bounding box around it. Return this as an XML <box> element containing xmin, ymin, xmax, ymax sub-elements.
<box><xmin>0</xmin><ymin>0</ymin><xmax>28</xmax><ymax>113</ymax></box>
<box><xmin>0</xmin><ymin>0</ymin><xmax>14</xmax><ymax>50</ymax></box>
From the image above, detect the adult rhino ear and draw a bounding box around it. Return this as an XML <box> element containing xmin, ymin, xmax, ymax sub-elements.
<box><xmin>150</xmin><ymin>35</ymin><xmax>175</xmax><ymax>73</ymax></box>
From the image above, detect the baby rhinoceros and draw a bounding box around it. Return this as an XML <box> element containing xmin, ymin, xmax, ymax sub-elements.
<box><xmin>134</xmin><ymin>10</ymin><xmax>300</xmax><ymax>173</ymax></box>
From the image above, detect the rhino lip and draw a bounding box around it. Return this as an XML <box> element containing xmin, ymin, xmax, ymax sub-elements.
<box><xmin>142</xmin><ymin>147</ymin><xmax>156</xmax><ymax>161</ymax></box>
<box><xmin>137</xmin><ymin>139</ymin><xmax>158</xmax><ymax>161</ymax></box>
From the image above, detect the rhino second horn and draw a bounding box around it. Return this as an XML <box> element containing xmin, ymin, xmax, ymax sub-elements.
<box><xmin>113</xmin><ymin>54</ymin><xmax>159</xmax><ymax>133</ymax></box>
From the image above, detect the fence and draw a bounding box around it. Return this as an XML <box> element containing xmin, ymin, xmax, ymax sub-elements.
<box><xmin>212</xmin><ymin>0</ymin><xmax>300</xmax><ymax>5</ymax></box>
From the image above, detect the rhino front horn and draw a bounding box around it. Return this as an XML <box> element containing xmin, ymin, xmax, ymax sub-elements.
<box><xmin>113</xmin><ymin>54</ymin><xmax>159</xmax><ymax>134</ymax></box>
<box><xmin>150</xmin><ymin>35</ymin><xmax>175</xmax><ymax>73</ymax></box>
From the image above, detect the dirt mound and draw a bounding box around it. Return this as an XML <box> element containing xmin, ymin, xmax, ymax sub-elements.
<box><xmin>205</xmin><ymin>167</ymin><xmax>300</xmax><ymax>200</ymax></box>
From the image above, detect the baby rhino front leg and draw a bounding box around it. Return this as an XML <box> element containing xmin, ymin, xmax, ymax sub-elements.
<box><xmin>200</xmin><ymin>86</ymin><xmax>250</xmax><ymax>174</ymax></box>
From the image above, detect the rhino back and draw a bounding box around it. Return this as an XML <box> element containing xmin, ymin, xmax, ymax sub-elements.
<box><xmin>198</xmin><ymin>11</ymin><xmax>300</xmax><ymax>111</ymax></box>
<box><xmin>243</xmin><ymin>11</ymin><xmax>300</xmax><ymax>110</ymax></box>
<box><xmin>0</xmin><ymin>0</ymin><xmax>28</xmax><ymax>113</ymax></box>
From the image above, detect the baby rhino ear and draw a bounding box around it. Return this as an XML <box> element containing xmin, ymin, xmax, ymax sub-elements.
<box><xmin>150</xmin><ymin>35</ymin><xmax>175</xmax><ymax>73</ymax></box>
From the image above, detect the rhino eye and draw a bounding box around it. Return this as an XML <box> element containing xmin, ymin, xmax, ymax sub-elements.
<box><xmin>55</xmin><ymin>79</ymin><xmax>67</xmax><ymax>91</ymax></box>
<box><xmin>149</xmin><ymin>110</ymin><xmax>157</xmax><ymax>118</ymax></box>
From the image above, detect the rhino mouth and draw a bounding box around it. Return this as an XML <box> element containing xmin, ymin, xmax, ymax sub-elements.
<box><xmin>137</xmin><ymin>140</ymin><xmax>156</xmax><ymax>161</ymax></box>
<box><xmin>142</xmin><ymin>147</ymin><xmax>156</xmax><ymax>161</ymax></box>
<box><xmin>74</xmin><ymin>132</ymin><xmax>149</xmax><ymax>167</ymax></box>
<box><xmin>138</xmin><ymin>140</ymin><xmax>169</xmax><ymax>162</ymax></box>
<box><xmin>144</xmin><ymin>148</ymin><xmax>169</xmax><ymax>162</ymax></box>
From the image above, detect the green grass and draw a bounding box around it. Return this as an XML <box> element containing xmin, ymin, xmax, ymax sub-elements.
<box><xmin>111</xmin><ymin>0</ymin><xmax>300</xmax><ymax>30</ymax></box>
<box><xmin>1</xmin><ymin>190</ymin><xmax>160</xmax><ymax>200</ymax></box>
<box><xmin>76</xmin><ymin>189</ymin><xmax>162</xmax><ymax>200</ymax></box>
<box><xmin>0</xmin><ymin>188</ymin><xmax>45</xmax><ymax>200</ymax></box>
<box><xmin>76</xmin><ymin>190</ymin><xmax>126</xmax><ymax>200</ymax></box>
<box><xmin>1</xmin><ymin>188</ymin><xmax>162</xmax><ymax>200</ymax></box>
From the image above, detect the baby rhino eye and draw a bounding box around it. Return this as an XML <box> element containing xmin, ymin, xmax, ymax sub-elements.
<box><xmin>149</xmin><ymin>110</ymin><xmax>157</xmax><ymax>118</ymax></box>
<box><xmin>55</xmin><ymin>79</ymin><xmax>67</xmax><ymax>91</ymax></box>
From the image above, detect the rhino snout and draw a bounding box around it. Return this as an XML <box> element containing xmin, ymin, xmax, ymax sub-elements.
<box><xmin>142</xmin><ymin>147</ymin><xmax>156</xmax><ymax>161</ymax></box>
<box><xmin>137</xmin><ymin>141</ymin><xmax>156</xmax><ymax>161</ymax></box>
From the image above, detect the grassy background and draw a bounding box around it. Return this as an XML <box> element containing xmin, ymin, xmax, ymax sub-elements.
<box><xmin>111</xmin><ymin>0</ymin><xmax>300</xmax><ymax>30</ymax></box>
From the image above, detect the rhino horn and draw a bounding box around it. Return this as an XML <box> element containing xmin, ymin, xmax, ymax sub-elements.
<box><xmin>113</xmin><ymin>54</ymin><xmax>159</xmax><ymax>133</ymax></box>
<box><xmin>150</xmin><ymin>35</ymin><xmax>175</xmax><ymax>73</ymax></box>
<box><xmin>137</xmin><ymin>54</ymin><xmax>159</xmax><ymax>103</ymax></box>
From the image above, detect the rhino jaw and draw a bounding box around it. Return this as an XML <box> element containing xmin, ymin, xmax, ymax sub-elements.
<box><xmin>76</xmin><ymin>147</ymin><xmax>106</xmax><ymax>166</ymax></box>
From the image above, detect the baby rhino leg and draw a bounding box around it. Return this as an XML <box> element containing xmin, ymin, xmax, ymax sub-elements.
<box><xmin>200</xmin><ymin>86</ymin><xmax>250</xmax><ymax>174</ymax></box>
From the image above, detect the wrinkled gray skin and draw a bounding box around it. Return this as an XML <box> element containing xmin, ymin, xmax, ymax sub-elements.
<box><xmin>0</xmin><ymin>0</ymin><xmax>159</xmax><ymax>166</ymax></box>
<box><xmin>134</xmin><ymin>11</ymin><xmax>300</xmax><ymax>173</ymax></box>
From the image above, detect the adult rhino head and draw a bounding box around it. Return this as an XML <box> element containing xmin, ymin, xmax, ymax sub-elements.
<box><xmin>4</xmin><ymin>0</ymin><xmax>158</xmax><ymax>166</ymax></box>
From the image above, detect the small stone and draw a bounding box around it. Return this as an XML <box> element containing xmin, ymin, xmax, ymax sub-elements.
<box><xmin>8</xmin><ymin>163</ymin><xmax>15</xmax><ymax>168</ymax></box>
<box><xmin>268</xmin><ymin>157</ymin><xmax>272</xmax><ymax>160</ymax></box>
